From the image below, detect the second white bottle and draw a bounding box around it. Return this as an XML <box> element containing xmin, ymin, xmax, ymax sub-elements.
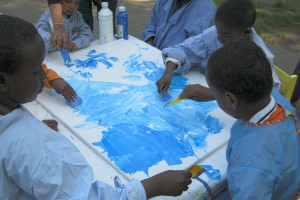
<box><xmin>98</xmin><ymin>2</ymin><xmax>114</xmax><ymax>44</ymax></box>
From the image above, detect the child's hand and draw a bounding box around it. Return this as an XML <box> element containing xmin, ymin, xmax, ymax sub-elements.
<box><xmin>67</xmin><ymin>41</ymin><xmax>77</xmax><ymax>52</ymax></box>
<box><xmin>146</xmin><ymin>37</ymin><xmax>154</xmax><ymax>46</ymax></box>
<box><xmin>141</xmin><ymin>170</ymin><xmax>192</xmax><ymax>198</ymax></box>
<box><xmin>156</xmin><ymin>61</ymin><xmax>177</xmax><ymax>94</ymax></box>
<box><xmin>50</xmin><ymin>79</ymin><xmax>77</xmax><ymax>102</ymax></box>
<box><xmin>178</xmin><ymin>84</ymin><xmax>215</xmax><ymax>102</ymax></box>
<box><xmin>42</xmin><ymin>119</ymin><xmax>58</xmax><ymax>131</ymax></box>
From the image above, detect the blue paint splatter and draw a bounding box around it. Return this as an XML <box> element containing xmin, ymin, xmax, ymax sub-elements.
<box><xmin>122</xmin><ymin>75</ymin><xmax>141</xmax><ymax>81</ymax></box>
<box><xmin>200</xmin><ymin>165</ymin><xmax>221</xmax><ymax>180</ymax></box>
<box><xmin>59</xmin><ymin>52</ymin><xmax>224</xmax><ymax>175</ymax></box>
<box><xmin>109</xmin><ymin>57</ymin><xmax>119</xmax><ymax>62</ymax></box>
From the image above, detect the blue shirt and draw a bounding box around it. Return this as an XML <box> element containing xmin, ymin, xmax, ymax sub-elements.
<box><xmin>142</xmin><ymin>0</ymin><xmax>216</xmax><ymax>50</ymax></box>
<box><xmin>0</xmin><ymin>106</ymin><xmax>146</xmax><ymax>199</ymax></box>
<box><xmin>37</xmin><ymin>10</ymin><xmax>93</xmax><ymax>54</ymax></box>
<box><xmin>162</xmin><ymin>25</ymin><xmax>281</xmax><ymax>91</ymax></box>
<box><xmin>227</xmin><ymin>93</ymin><xmax>300</xmax><ymax>200</ymax></box>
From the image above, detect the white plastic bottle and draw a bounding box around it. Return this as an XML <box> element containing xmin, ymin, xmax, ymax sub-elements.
<box><xmin>98</xmin><ymin>2</ymin><xmax>114</xmax><ymax>44</ymax></box>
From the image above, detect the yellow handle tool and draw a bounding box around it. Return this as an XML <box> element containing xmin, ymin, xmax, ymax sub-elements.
<box><xmin>166</xmin><ymin>97</ymin><xmax>187</xmax><ymax>107</ymax></box>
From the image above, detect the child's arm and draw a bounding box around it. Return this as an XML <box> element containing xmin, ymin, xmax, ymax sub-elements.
<box><xmin>43</xmin><ymin>64</ymin><xmax>77</xmax><ymax>101</ymax></box>
<box><xmin>178</xmin><ymin>84</ymin><xmax>215</xmax><ymax>102</ymax></box>
<box><xmin>142</xmin><ymin>0</ymin><xmax>163</xmax><ymax>44</ymax></box>
<box><xmin>36</xmin><ymin>11</ymin><xmax>59</xmax><ymax>53</ymax></box>
<box><xmin>71</xmin><ymin>13</ymin><xmax>93</xmax><ymax>50</ymax></box>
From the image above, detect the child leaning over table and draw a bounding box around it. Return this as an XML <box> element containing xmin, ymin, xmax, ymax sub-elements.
<box><xmin>204</xmin><ymin>40</ymin><xmax>300</xmax><ymax>199</ymax></box>
<box><xmin>0</xmin><ymin>15</ymin><xmax>192</xmax><ymax>199</ymax></box>
<box><xmin>157</xmin><ymin>0</ymin><xmax>280</xmax><ymax>96</ymax></box>
<box><xmin>37</xmin><ymin>0</ymin><xmax>92</xmax><ymax>54</ymax></box>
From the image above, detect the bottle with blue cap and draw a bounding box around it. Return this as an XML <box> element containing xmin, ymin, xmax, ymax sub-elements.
<box><xmin>117</xmin><ymin>6</ymin><xmax>128</xmax><ymax>40</ymax></box>
<box><xmin>98</xmin><ymin>2</ymin><xmax>114</xmax><ymax>44</ymax></box>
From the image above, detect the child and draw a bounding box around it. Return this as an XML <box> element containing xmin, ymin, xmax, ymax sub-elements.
<box><xmin>37</xmin><ymin>0</ymin><xmax>93</xmax><ymax>54</ymax></box>
<box><xmin>0</xmin><ymin>15</ymin><xmax>192</xmax><ymax>199</ymax></box>
<box><xmin>157</xmin><ymin>0</ymin><xmax>280</xmax><ymax>96</ymax></box>
<box><xmin>142</xmin><ymin>0</ymin><xmax>216</xmax><ymax>50</ymax></box>
<box><xmin>205</xmin><ymin>40</ymin><xmax>300</xmax><ymax>199</ymax></box>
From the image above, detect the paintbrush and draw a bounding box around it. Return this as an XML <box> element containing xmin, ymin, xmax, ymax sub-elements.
<box><xmin>65</xmin><ymin>96</ymin><xmax>83</xmax><ymax>109</ymax></box>
<box><xmin>186</xmin><ymin>164</ymin><xmax>206</xmax><ymax>178</ymax></box>
<box><xmin>60</xmin><ymin>49</ymin><xmax>73</xmax><ymax>65</ymax></box>
<box><xmin>166</xmin><ymin>97</ymin><xmax>187</xmax><ymax>107</ymax></box>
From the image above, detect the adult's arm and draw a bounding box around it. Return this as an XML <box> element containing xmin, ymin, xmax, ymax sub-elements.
<box><xmin>48</xmin><ymin>1</ymin><xmax>68</xmax><ymax>49</ymax></box>
<box><xmin>142</xmin><ymin>0</ymin><xmax>163</xmax><ymax>44</ymax></box>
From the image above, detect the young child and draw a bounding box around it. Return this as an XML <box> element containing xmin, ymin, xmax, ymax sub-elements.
<box><xmin>37</xmin><ymin>0</ymin><xmax>93</xmax><ymax>54</ymax></box>
<box><xmin>142</xmin><ymin>0</ymin><xmax>216</xmax><ymax>50</ymax></box>
<box><xmin>205</xmin><ymin>40</ymin><xmax>300</xmax><ymax>199</ymax></box>
<box><xmin>157</xmin><ymin>0</ymin><xmax>280</xmax><ymax>96</ymax></box>
<box><xmin>0</xmin><ymin>15</ymin><xmax>192</xmax><ymax>199</ymax></box>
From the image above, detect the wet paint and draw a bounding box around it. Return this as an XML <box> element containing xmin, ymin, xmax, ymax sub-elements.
<box><xmin>56</xmin><ymin>50</ymin><xmax>224</xmax><ymax>175</ymax></box>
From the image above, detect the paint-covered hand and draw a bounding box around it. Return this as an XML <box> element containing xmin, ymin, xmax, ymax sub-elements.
<box><xmin>156</xmin><ymin>61</ymin><xmax>177</xmax><ymax>94</ymax></box>
<box><xmin>67</xmin><ymin>41</ymin><xmax>77</xmax><ymax>52</ymax></box>
<box><xmin>179</xmin><ymin>84</ymin><xmax>215</xmax><ymax>102</ymax></box>
<box><xmin>50</xmin><ymin>79</ymin><xmax>77</xmax><ymax>102</ymax></box>
<box><xmin>141</xmin><ymin>170</ymin><xmax>192</xmax><ymax>198</ymax></box>
<box><xmin>42</xmin><ymin>119</ymin><xmax>58</xmax><ymax>131</ymax></box>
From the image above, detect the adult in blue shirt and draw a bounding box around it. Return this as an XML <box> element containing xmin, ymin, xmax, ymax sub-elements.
<box><xmin>142</xmin><ymin>0</ymin><xmax>216</xmax><ymax>50</ymax></box>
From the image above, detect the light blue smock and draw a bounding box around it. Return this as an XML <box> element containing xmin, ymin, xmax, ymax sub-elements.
<box><xmin>227</xmin><ymin>92</ymin><xmax>300</xmax><ymax>200</ymax></box>
<box><xmin>0</xmin><ymin>106</ymin><xmax>146</xmax><ymax>200</ymax></box>
<box><xmin>142</xmin><ymin>0</ymin><xmax>216</xmax><ymax>50</ymax></box>
<box><xmin>162</xmin><ymin>25</ymin><xmax>281</xmax><ymax>91</ymax></box>
<box><xmin>37</xmin><ymin>10</ymin><xmax>93</xmax><ymax>54</ymax></box>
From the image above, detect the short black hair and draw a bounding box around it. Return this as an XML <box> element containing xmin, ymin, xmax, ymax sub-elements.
<box><xmin>0</xmin><ymin>15</ymin><xmax>40</xmax><ymax>74</ymax></box>
<box><xmin>207</xmin><ymin>40</ymin><xmax>273</xmax><ymax>104</ymax></box>
<box><xmin>215</xmin><ymin>0</ymin><xmax>256</xmax><ymax>31</ymax></box>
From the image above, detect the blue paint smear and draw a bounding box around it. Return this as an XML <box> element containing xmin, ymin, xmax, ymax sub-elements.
<box><xmin>109</xmin><ymin>57</ymin><xmax>119</xmax><ymax>62</ymax></box>
<box><xmin>200</xmin><ymin>165</ymin><xmax>221</xmax><ymax>181</ymax></box>
<box><xmin>122</xmin><ymin>75</ymin><xmax>141</xmax><ymax>81</ymax></box>
<box><xmin>60</xmin><ymin>52</ymin><xmax>225</xmax><ymax>175</ymax></box>
<box><xmin>80</xmin><ymin>71</ymin><xmax>93</xmax><ymax>78</ymax></box>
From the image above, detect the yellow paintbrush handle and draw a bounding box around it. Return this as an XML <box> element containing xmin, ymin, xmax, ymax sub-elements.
<box><xmin>166</xmin><ymin>97</ymin><xmax>187</xmax><ymax>107</ymax></box>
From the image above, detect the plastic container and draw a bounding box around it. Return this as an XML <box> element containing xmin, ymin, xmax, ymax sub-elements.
<box><xmin>117</xmin><ymin>6</ymin><xmax>128</xmax><ymax>40</ymax></box>
<box><xmin>98</xmin><ymin>2</ymin><xmax>114</xmax><ymax>44</ymax></box>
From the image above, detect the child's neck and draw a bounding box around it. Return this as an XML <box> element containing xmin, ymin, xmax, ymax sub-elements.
<box><xmin>0</xmin><ymin>98</ymin><xmax>19</xmax><ymax>115</ymax></box>
<box><xmin>240</xmin><ymin>96</ymin><xmax>271</xmax><ymax>121</ymax></box>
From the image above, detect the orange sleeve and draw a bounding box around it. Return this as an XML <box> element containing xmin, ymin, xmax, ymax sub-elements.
<box><xmin>42</xmin><ymin>63</ymin><xmax>63</xmax><ymax>88</ymax></box>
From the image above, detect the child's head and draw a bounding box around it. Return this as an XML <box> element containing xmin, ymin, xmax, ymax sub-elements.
<box><xmin>205</xmin><ymin>40</ymin><xmax>273</xmax><ymax>119</ymax></box>
<box><xmin>62</xmin><ymin>0</ymin><xmax>81</xmax><ymax>17</ymax></box>
<box><xmin>0</xmin><ymin>15</ymin><xmax>46</xmax><ymax>109</ymax></box>
<box><xmin>215</xmin><ymin>0</ymin><xmax>256</xmax><ymax>45</ymax></box>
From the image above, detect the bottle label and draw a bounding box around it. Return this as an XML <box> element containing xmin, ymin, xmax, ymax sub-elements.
<box><xmin>118</xmin><ymin>25</ymin><xmax>124</xmax><ymax>38</ymax></box>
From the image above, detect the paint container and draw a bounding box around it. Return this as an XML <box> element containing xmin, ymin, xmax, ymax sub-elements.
<box><xmin>98</xmin><ymin>2</ymin><xmax>114</xmax><ymax>44</ymax></box>
<box><xmin>117</xmin><ymin>6</ymin><xmax>128</xmax><ymax>40</ymax></box>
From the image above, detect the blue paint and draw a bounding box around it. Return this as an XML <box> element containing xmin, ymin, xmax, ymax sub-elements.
<box><xmin>200</xmin><ymin>165</ymin><xmax>221</xmax><ymax>181</ymax></box>
<box><xmin>109</xmin><ymin>57</ymin><xmax>119</xmax><ymax>62</ymax></box>
<box><xmin>80</xmin><ymin>71</ymin><xmax>93</xmax><ymax>78</ymax></box>
<box><xmin>160</xmin><ymin>91</ymin><xmax>172</xmax><ymax>102</ymax></box>
<box><xmin>97</xmin><ymin>58</ymin><xmax>113</xmax><ymax>69</ymax></box>
<box><xmin>122</xmin><ymin>75</ymin><xmax>141</xmax><ymax>81</ymax></box>
<box><xmin>57</xmin><ymin>51</ymin><xmax>225</xmax><ymax>175</ymax></box>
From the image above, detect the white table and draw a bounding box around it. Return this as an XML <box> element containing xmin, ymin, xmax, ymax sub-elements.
<box><xmin>24</xmin><ymin>36</ymin><xmax>230</xmax><ymax>200</ymax></box>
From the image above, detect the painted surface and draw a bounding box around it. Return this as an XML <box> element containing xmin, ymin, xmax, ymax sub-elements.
<box><xmin>38</xmin><ymin>39</ymin><xmax>235</xmax><ymax>180</ymax></box>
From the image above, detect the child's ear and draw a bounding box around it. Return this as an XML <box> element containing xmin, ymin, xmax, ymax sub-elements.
<box><xmin>245</xmin><ymin>28</ymin><xmax>252</xmax><ymax>36</ymax></box>
<box><xmin>0</xmin><ymin>73</ymin><xmax>8</xmax><ymax>92</ymax></box>
<box><xmin>225</xmin><ymin>91</ymin><xmax>239</xmax><ymax>110</ymax></box>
